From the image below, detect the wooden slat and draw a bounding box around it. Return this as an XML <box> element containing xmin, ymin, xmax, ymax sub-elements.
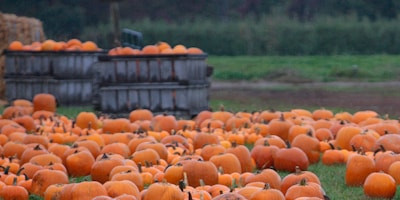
<box><xmin>159</xmin><ymin>58</ymin><xmax>173</xmax><ymax>81</ymax></box>
<box><xmin>138</xmin><ymin>60</ymin><xmax>148</xmax><ymax>82</ymax></box>
<box><xmin>148</xmin><ymin>59</ymin><xmax>160</xmax><ymax>82</ymax></box>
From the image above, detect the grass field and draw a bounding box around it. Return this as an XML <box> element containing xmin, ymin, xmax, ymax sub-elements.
<box><xmin>208</xmin><ymin>55</ymin><xmax>400</xmax><ymax>82</ymax></box>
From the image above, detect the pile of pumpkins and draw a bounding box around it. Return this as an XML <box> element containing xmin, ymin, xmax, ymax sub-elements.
<box><xmin>0</xmin><ymin>93</ymin><xmax>399</xmax><ymax>199</ymax></box>
<box><xmin>108</xmin><ymin>42</ymin><xmax>204</xmax><ymax>56</ymax></box>
<box><xmin>7</xmin><ymin>39</ymin><xmax>101</xmax><ymax>51</ymax></box>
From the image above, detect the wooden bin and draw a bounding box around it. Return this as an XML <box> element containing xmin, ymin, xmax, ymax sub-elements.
<box><xmin>98</xmin><ymin>82</ymin><xmax>210</xmax><ymax>117</ymax></box>
<box><xmin>5</xmin><ymin>50</ymin><xmax>105</xmax><ymax>79</ymax></box>
<box><xmin>5</xmin><ymin>77</ymin><xmax>93</xmax><ymax>105</ymax></box>
<box><xmin>96</xmin><ymin>54</ymin><xmax>208</xmax><ymax>84</ymax></box>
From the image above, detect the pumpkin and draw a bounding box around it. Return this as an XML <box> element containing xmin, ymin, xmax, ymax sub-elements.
<box><xmin>33</xmin><ymin>93</ymin><xmax>57</xmax><ymax>112</ymax></box>
<box><xmin>209</xmin><ymin>153</ymin><xmax>242</xmax><ymax>174</ymax></box>
<box><xmin>151</xmin><ymin>113</ymin><xmax>178</xmax><ymax>133</ymax></box>
<box><xmin>226</xmin><ymin>144</ymin><xmax>255</xmax><ymax>173</ymax></box>
<box><xmin>71</xmin><ymin>181</ymin><xmax>108</xmax><ymax>200</ymax></box>
<box><xmin>0</xmin><ymin>178</ymin><xmax>29</xmax><ymax>200</ymax></box>
<box><xmin>280</xmin><ymin>166</ymin><xmax>321</xmax><ymax>195</ymax></box>
<box><xmin>285</xmin><ymin>179</ymin><xmax>324</xmax><ymax>200</ymax></box>
<box><xmin>249</xmin><ymin>184</ymin><xmax>285</xmax><ymax>200</ymax></box>
<box><xmin>182</xmin><ymin>159</ymin><xmax>218</xmax><ymax>187</ymax></box>
<box><xmin>291</xmin><ymin>133</ymin><xmax>320</xmax><ymax>164</ymax></box>
<box><xmin>104</xmin><ymin>180</ymin><xmax>140</xmax><ymax>199</ymax></box>
<box><xmin>31</xmin><ymin>169</ymin><xmax>69</xmax><ymax>196</ymax></box>
<box><xmin>76</xmin><ymin>112</ymin><xmax>99</xmax><ymax>129</ymax></box>
<box><xmin>91</xmin><ymin>153</ymin><xmax>125</xmax><ymax>183</ymax></box>
<box><xmin>250</xmin><ymin>140</ymin><xmax>279</xmax><ymax>169</ymax></box>
<box><xmin>143</xmin><ymin>182</ymin><xmax>184</xmax><ymax>200</ymax></box>
<box><xmin>244</xmin><ymin>169</ymin><xmax>282</xmax><ymax>190</ymax></box>
<box><xmin>363</xmin><ymin>172</ymin><xmax>396</xmax><ymax>199</ymax></box>
<box><xmin>129</xmin><ymin>109</ymin><xmax>153</xmax><ymax>122</ymax></box>
<box><xmin>274</xmin><ymin>147</ymin><xmax>309</xmax><ymax>172</ymax></box>
<box><xmin>193</xmin><ymin>131</ymin><xmax>220</xmax><ymax>150</ymax></box>
<box><xmin>345</xmin><ymin>153</ymin><xmax>376</xmax><ymax>186</ymax></box>
<box><xmin>66</xmin><ymin>150</ymin><xmax>95</xmax><ymax>177</ymax></box>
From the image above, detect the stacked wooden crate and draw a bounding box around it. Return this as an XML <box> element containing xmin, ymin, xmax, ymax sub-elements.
<box><xmin>0</xmin><ymin>12</ymin><xmax>45</xmax><ymax>99</ymax></box>
<box><xmin>93</xmin><ymin>54</ymin><xmax>211</xmax><ymax>118</ymax></box>
<box><xmin>4</xmin><ymin>50</ymin><xmax>105</xmax><ymax>105</ymax></box>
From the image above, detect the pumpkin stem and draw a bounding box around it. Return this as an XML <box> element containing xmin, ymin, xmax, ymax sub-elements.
<box><xmin>263</xmin><ymin>183</ymin><xmax>270</xmax><ymax>190</ymax></box>
<box><xmin>178</xmin><ymin>180</ymin><xmax>185</xmax><ymax>192</ymax></box>
<box><xmin>138</xmin><ymin>163</ymin><xmax>142</xmax><ymax>173</ymax></box>
<box><xmin>299</xmin><ymin>178</ymin><xmax>307</xmax><ymax>186</ymax></box>
<box><xmin>23</xmin><ymin>173</ymin><xmax>29</xmax><ymax>180</ymax></box>
<box><xmin>231</xmin><ymin>141</ymin><xmax>237</xmax><ymax>148</ymax></box>
<box><xmin>306</xmin><ymin>130</ymin><xmax>313</xmax><ymax>137</ymax></box>
<box><xmin>218</xmin><ymin>166</ymin><xmax>224</xmax><ymax>174</ymax></box>
<box><xmin>13</xmin><ymin>177</ymin><xmax>18</xmax><ymax>186</ymax></box>
<box><xmin>295</xmin><ymin>166</ymin><xmax>302</xmax><ymax>174</ymax></box>
<box><xmin>230</xmin><ymin>178</ymin><xmax>237</xmax><ymax>190</ymax></box>
<box><xmin>145</xmin><ymin>161</ymin><xmax>151</xmax><ymax>168</ymax></box>
<box><xmin>380</xmin><ymin>144</ymin><xmax>386</xmax><ymax>152</ymax></box>
<box><xmin>199</xmin><ymin>192</ymin><xmax>204</xmax><ymax>200</ymax></box>
<box><xmin>34</xmin><ymin>144</ymin><xmax>42</xmax><ymax>150</ymax></box>
<box><xmin>219</xmin><ymin>104</ymin><xmax>225</xmax><ymax>112</ymax></box>
<box><xmin>351</xmin><ymin>145</ymin><xmax>357</xmax><ymax>152</ymax></box>
<box><xmin>328</xmin><ymin>143</ymin><xmax>335</xmax><ymax>150</ymax></box>
<box><xmin>184</xmin><ymin>172</ymin><xmax>189</xmax><ymax>187</ymax></box>
<box><xmin>199</xmin><ymin>178</ymin><xmax>205</xmax><ymax>187</ymax></box>
<box><xmin>279</xmin><ymin>113</ymin><xmax>284</xmax><ymax>121</ymax></box>
<box><xmin>101</xmin><ymin>153</ymin><xmax>109</xmax><ymax>160</ymax></box>
<box><xmin>188</xmin><ymin>192</ymin><xmax>193</xmax><ymax>200</ymax></box>
<box><xmin>238</xmin><ymin>177</ymin><xmax>243</xmax><ymax>188</ymax></box>
<box><xmin>16</xmin><ymin>167</ymin><xmax>25</xmax><ymax>176</ymax></box>
<box><xmin>263</xmin><ymin>139</ymin><xmax>270</xmax><ymax>146</ymax></box>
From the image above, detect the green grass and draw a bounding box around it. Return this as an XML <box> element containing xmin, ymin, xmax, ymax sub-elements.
<box><xmin>210</xmin><ymin>99</ymin><xmax>358</xmax><ymax>114</ymax></box>
<box><xmin>208</xmin><ymin>55</ymin><xmax>400</xmax><ymax>82</ymax></box>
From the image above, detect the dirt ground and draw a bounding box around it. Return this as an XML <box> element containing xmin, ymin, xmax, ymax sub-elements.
<box><xmin>210</xmin><ymin>81</ymin><xmax>400</xmax><ymax>117</ymax></box>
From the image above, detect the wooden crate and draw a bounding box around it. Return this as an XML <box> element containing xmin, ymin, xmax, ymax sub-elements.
<box><xmin>98</xmin><ymin>82</ymin><xmax>210</xmax><ymax>117</ymax></box>
<box><xmin>5</xmin><ymin>77</ymin><xmax>93</xmax><ymax>105</ymax></box>
<box><xmin>5</xmin><ymin>50</ymin><xmax>105</xmax><ymax>79</ymax></box>
<box><xmin>95</xmin><ymin>54</ymin><xmax>208</xmax><ymax>84</ymax></box>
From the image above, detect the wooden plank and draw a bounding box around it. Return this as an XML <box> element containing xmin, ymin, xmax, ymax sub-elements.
<box><xmin>149</xmin><ymin>89</ymin><xmax>160</xmax><ymax>111</ymax></box>
<box><xmin>101</xmin><ymin>89</ymin><xmax>117</xmax><ymax>113</ymax></box>
<box><xmin>39</xmin><ymin>55</ymin><xmax>50</xmax><ymax>75</ymax></box>
<box><xmin>160</xmin><ymin>89</ymin><xmax>174</xmax><ymax>110</ymax></box>
<box><xmin>138</xmin><ymin>88</ymin><xmax>150</xmax><ymax>109</ymax></box>
<box><xmin>55</xmin><ymin>55</ymin><xmax>68</xmax><ymax>78</ymax></box>
<box><xmin>160</xmin><ymin>58</ymin><xmax>173</xmax><ymax>81</ymax></box>
<box><xmin>81</xmin><ymin>81</ymin><xmax>93</xmax><ymax>103</ymax></box>
<box><xmin>126</xmin><ymin>60</ymin><xmax>137</xmax><ymax>82</ymax></box>
<box><xmin>128</xmin><ymin>89</ymin><xmax>139</xmax><ymax>110</ymax></box>
<box><xmin>174</xmin><ymin>59</ymin><xmax>188</xmax><ymax>82</ymax></box>
<box><xmin>82</xmin><ymin>55</ymin><xmax>95</xmax><ymax>76</ymax></box>
<box><xmin>138</xmin><ymin>60</ymin><xmax>148</xmax><ymax>82</ymax></box>
<box><xmin>115</xmin><ymin>61</ymin><xmax>127</xmax><ymax>83</ymax></box>
<box><xmin>175</xmin><ymin>87</ymin><xmax>189</xmax><ymax>110</ymax></box>
<box><xmin>117</xmin><ymin>88</ymin><xmax>128</xmax><ymax>111</ymax></box>
<box><xmin>5</xmin><ymin>79</ymin><xmax>16</xmax><ymax>101</ymax></box>
<box><xmin>148</xmin><ymin>59</ymin><xmax>160</xmax><ymax>82</ymax></box>
<box><xmin>5</xmin><ymin>56</ymin><xmax>16</xmax><ymax>75</ymax></box>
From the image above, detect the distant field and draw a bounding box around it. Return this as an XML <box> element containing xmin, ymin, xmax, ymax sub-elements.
<box><xmin>208</xmin><ymin>55</ymin><xmax>400</xmax><ymax>82</ymax></box>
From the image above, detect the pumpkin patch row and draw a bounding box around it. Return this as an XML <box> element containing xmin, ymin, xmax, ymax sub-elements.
<box><xmin>0</xmin><ymin>93</ymin><xmax>399</xmax><ymax>199</ymax></box>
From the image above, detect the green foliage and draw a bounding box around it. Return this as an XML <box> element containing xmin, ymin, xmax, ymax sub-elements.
<box><xmin>29</xmin><ymin>195</ymin><xmax>43</xmax><ymax>200</ymax></box>
<box><xmin>69</xmin><ymin>175</ymin><xmax>92</xmax><ymax>183</ymax></box>
<box><xmin>80</xmin><ymin>16</ymin><xmax>400</xmax><ymax>55</ymax></box>
<box><xmin>208</xmin><ymin>55</ymin><xmax>400</xmax><ymax>81</ymax></box>
<box><xmin>56</xmin><ymin>106</ymin><xmax>94</xmax><ymax>119</ymax></box>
